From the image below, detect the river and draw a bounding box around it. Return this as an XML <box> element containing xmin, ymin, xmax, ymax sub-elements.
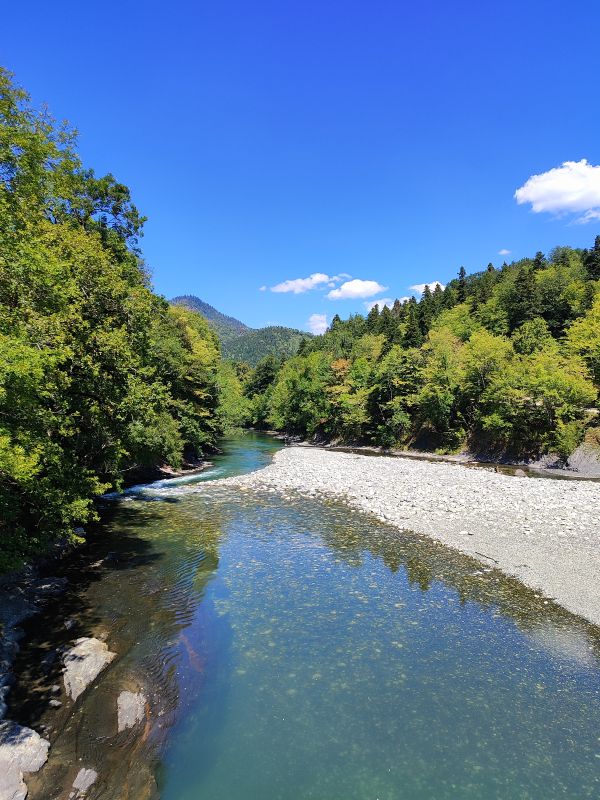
<box><xmin>7</xmin><ymin>433</ymin><xmax>600</xmax><ymax>799</ymax></box>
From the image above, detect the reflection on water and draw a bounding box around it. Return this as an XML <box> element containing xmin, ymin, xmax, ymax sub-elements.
<box><xmin>7</xmin><ymin>435</ymin><xmax>600</xmax><ymax>800</ymax></box>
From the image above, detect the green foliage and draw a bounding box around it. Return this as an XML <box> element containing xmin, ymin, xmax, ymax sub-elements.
<box><xmin>477</xmin><ymin>351</ymin><xmax>595</xmax><ymax>456</ymax></box>
<box><xmin>511</xmin><ymin>318</ymin><xmax>555</xmax><ymax>355</ymax></box>
<box><xmin>171</xmin><ymin>294</ymin><xmax>311</xmax><ymax>366</ymax></box>
<box><xmin>171</xmin><ymin>295</ymin><xmax>250</xmax><ymax>341</ymax></box>
<box><xmin>257</xmin><ymin>239</ymin><xmax>599</xmax><ymax>461</ymax></box>
<box><xmin>566</xmin><ymin>292</ymin><xmax>600</xmax><ymax>385</ymax></box>
<box><xmin>268</xmin><ymin>352</ymin><xmax>332</xmax><ymax>435</ymax></box>
<box><xmin>585</xmin><ymin>236</ymin><xmax>600</xmax><ymax>280</ymax></box>
<box><xmin>216</xmin><ymin>361</ymin><xmax>251</xmax><ymax>432</ymax></box>
<box><xmin>0</xmin><ymin>69</ymin><xmax>226</xmax><ymax>570</ymax></box>
<box><xmin>223</xmin><ymin>326</ymin><xmax>310</xmax><ymax>365</ymax></box>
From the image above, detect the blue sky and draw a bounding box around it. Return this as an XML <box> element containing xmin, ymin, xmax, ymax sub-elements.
<box><xmin>4</xmin><ymin>0</ymin><xmax>600</xmax><ymax>331</ymax></box>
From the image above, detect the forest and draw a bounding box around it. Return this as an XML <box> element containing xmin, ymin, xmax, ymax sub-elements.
<box><xmin>0</xmin><ymin>69</ymin><xmax>248</xmax><ymax>570</ymax></box>
<box><xmin>243</xmin><ymin>245</ymin><xmax>600</xmax><ymax>458</ymax></box>
<box><xmin>171</xmin><ymin>294</ymin><xmax>311</xmax><ymax>365</ymax></box>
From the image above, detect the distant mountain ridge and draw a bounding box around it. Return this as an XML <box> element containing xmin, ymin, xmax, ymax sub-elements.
<box><xmin>171</xmin><ymin>295</ymin><xmax>250</xmax><ymax>342</ymax></box>
<box><xmin>171</xmin><ymin>294</ymin><xmax>311</xmax><ymax>365</ymax></box>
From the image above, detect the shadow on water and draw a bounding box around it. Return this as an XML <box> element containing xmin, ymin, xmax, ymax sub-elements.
<box><xmin>7</xmin><ymin>496</ymin><xmax>228</xmax><ymax>800</ymax></box>
<box><xmin>8</xmin><ymin>512</ymin><xmax>164</xmax><ymax>728</ymax></box>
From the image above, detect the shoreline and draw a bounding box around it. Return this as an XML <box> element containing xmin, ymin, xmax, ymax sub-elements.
<box><xmin>217</xmin><ymin>446</ymin><xmax>600</xmax><ymax>626</ymax></box>
<box><xmin>324</xmin><ymin>443</ymin><xmax>600</xmax><ymax>480</ymax></box>
<box><xmin>289</xmin><ymin>438</ymin><xmax>600</xmax><ymax>480</ymax></box>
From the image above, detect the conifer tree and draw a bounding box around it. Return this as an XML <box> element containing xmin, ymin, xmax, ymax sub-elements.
<box><xmin>420</xmin><ymin>284</ymin><xmax>434</xmax><ymax>333</ymax></box>
<box><xmin>366</xmin><ymin>304</ymin><xmax>380</xmax><ymax>332</ymax></box>
<box><xmin>432</xmin><ymin>283</ymin><xmax>444</xmax><ymax>316</ymax></box>
<box><xmin>403</xmin><ymin>300</ymin><xmax>424</xmax><ymax>347</ymax></box>
<box><xmin>378</xmin><ymin>305</ymin><xmax>398</xmax><ymax>342</ymax></box>
<box><xmin>457</xmin><ymin>266</ymin><xmax>467</xmax><ymax>302</ymax></box>
<box><xmin>585</xmin><ymin>235</ymin><xmax>600</xmax><ymax>280</ymax></box>
<box><xmin>507</xmin><ymin>266</ymin><xmax>539</xmax><ymax>330</ymax></box>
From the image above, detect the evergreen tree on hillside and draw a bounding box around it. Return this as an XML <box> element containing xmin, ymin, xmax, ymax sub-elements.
<box><xmin>330</xmin><ymin>314</ymin><xmax>342</xmax><ymax>330</ymax></box>
<box><xmin>404</xmin><ymin>299</ymin><xmax>424</xmax><ymax>347</ymax></box>
<box><xmin>457</xmin><ymin>266</ymin><xmax>467</xmax><ymax>302</ymax></box>
<box><xmin>378</xmin><ymin>305</ymin><xmax>398</xmax><ymax>343</ymax></box>
<box><xmin>420</xmin><ymin>284</ymin><xmax>434</xmax><ymax>333</ymax></box>
<box><xmin>366</xmin><ymin>304</ymin><xmax>380</xmax><ymax>332</ymax></box>
<box><xmin>533</xmin><ymin>251</ymin><xmax>547</xmax><ymax>270</ymax></box>
<box><xmin>432</xmin><ymin>283</ymin><xmax>444</xmax><ymax>316</ymax></box>
<box><xmin>507</xmin><ymin>265</ymin><xmax>539</xmax><ymax>330</ymax></box>
<box><xmin>585</xmin><ymin>235</ymin><xmax>600</xmax><ymax>280</ymax></box>
<box><xmin>245</xmin><ymin>354</ymin><xmax>281</xmax><ymax>396</ymax></box>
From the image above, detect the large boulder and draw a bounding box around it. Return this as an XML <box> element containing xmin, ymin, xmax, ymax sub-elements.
<box><xmin>117</xmin><ymin>690</ymin><xmax>147</xmax><ymax>732</ymax></box>
<box><xmin>0</xmin><ymin>721</ymin><xmax>49</xmax><ymax>800</ymax></box>
<box><xmin>63</xmin><ymin>638</ymin><xmax>116</xmax><ymax>702</ymax></box>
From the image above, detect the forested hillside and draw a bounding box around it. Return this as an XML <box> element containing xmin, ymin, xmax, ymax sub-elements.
<box><xmin>244</xmin><ymin>246</ymin><xmax>600</xmax><ymax>459</ymax></box>
<box><xmin>224</xmin><ymin>325</ymin><xmax>311</xmax><ymax>365</ymax></box>
<box><xmin>172</xmin><ymin>294</ymin><xmax>311</xmax><ymax>365</ymax></box>
<box><xmin>171</xmin><ymin>295</ymin><xmax>250</xmax><ymax>342</ymax></box>
<box><xmin>0</xmin><ymin>70</ymin><xmax>246</xmax><ymax>570</ymax></box>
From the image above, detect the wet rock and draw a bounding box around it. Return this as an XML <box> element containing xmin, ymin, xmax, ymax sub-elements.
<box><xmin>69</xmin><ymin>767</ymin><xmax>97</xmax><ymax>798</ymax></box>
<box><xmin>63</xmin><ymin>638</ymin><xmax>116</xmax><ymax>701</ymax></box>
<box><xmin>117</xmin><ymin>690</ymin><xmax>146</xmax><ymax>732</ymax></box>
<box><xmin>32</xmin><ymin>577</ymin><xmax>68</xmax><ymax>598</ymax></box>
<box><xmin>0</xmin><ymin>721</ymin><xmax>49</xmax><ymax>800</ymax></box>
<box><xmin>0</xmin><ymin>571</ymin><xmax>69</xmax><ymax>721</ymax></box>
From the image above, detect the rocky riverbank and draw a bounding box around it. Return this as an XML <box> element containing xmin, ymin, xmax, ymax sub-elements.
<box><xmin>217</xmin><ymin>446</ymin><xmax>600</xmax><ymax>625</ymax></box>
<box><xmin>0</xmin><ymin>548</ymin><xmax>152</xmax><ymax>799</ymax></box>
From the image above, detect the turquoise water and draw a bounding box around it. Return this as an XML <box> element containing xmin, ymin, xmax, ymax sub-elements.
<box><xmin>11</xmin><ymin>434</ymin><xmax>600</xmax><ymax>799</ymax></box>
<box><xmin>120</xmin><ymin>431</ymin><xmax>283</xmax><ymax>494</ymax></box>
<box><xmin>152</xmin><ymin>493</ymin><xmax>600</xmax><ymax>800</ymax></box>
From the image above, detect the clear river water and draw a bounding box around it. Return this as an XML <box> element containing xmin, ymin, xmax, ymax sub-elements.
<box><xmin>9</xmin><ymin>433</ymin><xmax>600</xmax><ymax>799</ymax></box>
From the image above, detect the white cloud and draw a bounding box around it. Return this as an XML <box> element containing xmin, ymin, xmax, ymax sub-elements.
<box><xmin>514</xmin><ymin>159</ymin><xmax>600</xmax><ymax>223</ymax></box>
<box><xmin>575</xmin><ymin>209</ymin><xmax>600</xmax><ymax>224</ymax></box>
<box><xmin>364</xmin><ymin>297</ymin><xmax>393</xmax><ymax>312</ymax></box>
<box><xmin>259</xmin><ymin>285</ymin><xmax>267</xmax><ymax>291</ymax></box>
<box><xmin>410</xmin><ymin>281</ymin><xmax>445</xmax><ymax>295</ymax></box>
<box><xmin>498</xmin><ymin>248</ymin><xmax>511</xmax><ymax>256</ymax></box>
<box><xmin>307</xmin><ymin>313</ymin><xmax>328</xmax><ymax>334</ymax></box>
<box><xmin>270</xmin><ymin>272</ymin><xmax>330</xmax><ymax>294</ymax></box>
<box><xmin>327</xmin><ymin>279</ymin><xmax>387</xmax><ymax>300</ymax></box>
<box><xmin>268</xmin><ymin>272</ymin><xmax>352</xmax><ymax>294</ymax></box>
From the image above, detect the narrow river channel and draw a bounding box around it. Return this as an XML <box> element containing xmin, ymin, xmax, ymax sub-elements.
<box><xmin>8</xmin><ymin>433</ymin><xmax>600</xmax><ymax>799</ymax></box>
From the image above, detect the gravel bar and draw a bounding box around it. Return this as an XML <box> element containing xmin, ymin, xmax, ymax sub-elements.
<box><xmin>218</xmin><ymin>446</ymin><xmax>600</xmax><ymax>625</ymax></box>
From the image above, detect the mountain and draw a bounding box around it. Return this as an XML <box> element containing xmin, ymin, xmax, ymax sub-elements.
<box><xmin>171</xmin><ymin>295</ymin><xmax>250</xmax><ymax>343</ymax></box>
<box><xmin>171</xmin><ymin>295</ymin><xmax>311</xmax><ymax>365</ymax></box>
<box><xmin>223</xmin><ymin>326</ymin><xmax>310</xmax><ymax>365</ymax></box>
